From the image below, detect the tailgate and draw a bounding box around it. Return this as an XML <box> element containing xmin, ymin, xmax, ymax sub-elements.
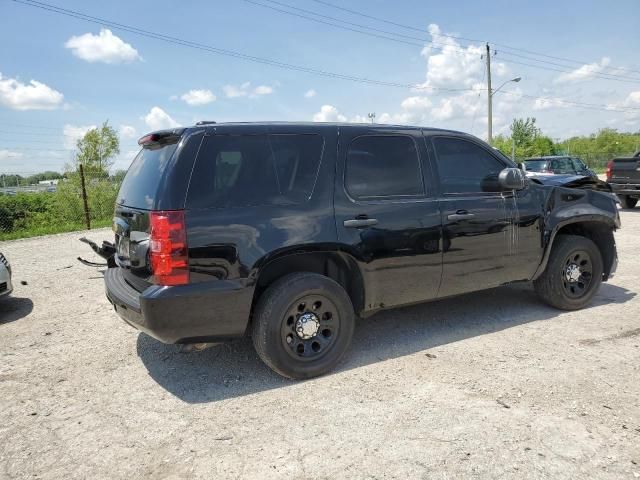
<box><xmin>610</xmin><ymin>158</ymin><xmax>640</xmax><ymax>184</ymax></box>
<box><xmin>113</xmin><ymin>205</ymin><xmax>153</xmax><ymax>292</ymax></box>
<box><xmin>114</xmin><ymin>138</ymin><xmax>182</xmax><ymax>292</ymax></box>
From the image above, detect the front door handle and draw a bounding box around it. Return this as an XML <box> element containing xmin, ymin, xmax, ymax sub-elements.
<box><xmin>447</xmin><ymin>211</ymin><xmax>475</xmax><ymax>221</ymax></box>
<box><xmin>344</xmin><ymin>218</ymin><xmax>378</xmax><ymax>228</ymax></box>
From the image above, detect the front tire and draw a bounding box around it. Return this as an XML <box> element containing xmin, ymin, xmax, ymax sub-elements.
<box><xmin>251</xmin><ymin>272</ymin><xmax>355</xmax><ymax>379</ymax></box>
<box><xmin>534</xmin><ymin>235</ymin><xmax>603</xmax><ymax>310</ymax></box>
<box><xmin>619</xmin><ymin>195</ymin><xmax>638</xmax><ymax>209</ymax></box>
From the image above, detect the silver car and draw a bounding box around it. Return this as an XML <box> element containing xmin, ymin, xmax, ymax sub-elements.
<box><xmin>0</xmin><ymin>252</ymin><xmax>13</xmax><ymax>298</ymax></box>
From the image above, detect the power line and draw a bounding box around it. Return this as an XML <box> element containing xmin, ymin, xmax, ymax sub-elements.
<box><xmin>246</xmin><ymin>0</ymin><xmax>640</xmax><ymax>83</ymax></box>
<box><xmin>497</xmin><ymin>51</ymin><xmax>640</xmax><ymax>82</ymax></box>
<box><xmin>0</xmin><ymin>129</ymin><xmax>64</xmax><ymax>137</ymax></box>
<box><xmin>10</xmin><ymin>0</ymin><xmax>640</xmax><ymax>114</ymax></box>
<box><xmin>308</xmin><ymin>0</ymin><xmax>640</xmax><ymax>77</ymax></box>
<box><xmin>497</xmin><ymin>57</ymin><xmax>640</xmax><ymax>84</ymax></box>
<box><xmin>0</xmin><ymin>122</ymin><xmax>61</xmax><ymax>131</ymax></box>
<box><xmin>498</xmin><ymin>90</ymin><xmax>638</xmax><ymax>113</ymax></box>
<box><xmin>10</xmin><ymin>0</ymin><xmax>472</xmax><ymax>95</ymax></box>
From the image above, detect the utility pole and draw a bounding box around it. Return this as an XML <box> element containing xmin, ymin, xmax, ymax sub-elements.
<box><xmin>486</xmin><ymin>43</ymin><xmax>493</xmax><ymax>144</ymax></box>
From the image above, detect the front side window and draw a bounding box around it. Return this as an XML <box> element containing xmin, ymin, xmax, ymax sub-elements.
<box><xmin>432</xmin><ymin>137</ymin><xmax>506</xmax><ymax>194</ymax></box>
<box><xmin>572</xmin><ymin>158</ymin><xmax>587</xmax><ymax>172</ymax></box>
<box><xmin>345</xmin><ymin>135</ymin><xmax>424</xmax><ymax>199</ymax></box>
<box><xmin>187</xmin><ymin>134</ymin><xmax>323</xmax><ymax>208</ymax></box>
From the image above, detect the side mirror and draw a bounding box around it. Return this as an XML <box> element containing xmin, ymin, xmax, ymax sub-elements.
<box><xmin>517</xmin><ymin>162</ymin><xmax>526</xmax><ymax>171</ymax></box>
<box><xmin>498</xmin><ymin>167</ymin><xmax>526</xmax><ymax>190</ymax></box>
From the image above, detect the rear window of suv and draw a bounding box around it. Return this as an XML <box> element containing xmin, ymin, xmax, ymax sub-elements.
<box><xmin>187</xmin><ymin>134</ymin><xmax>324</xmax><ymax>209</ymax></box>
<box><xmin>117</xmin><ymin>143</ymin><xmax>179</xmax><ymax>209</ymax></box>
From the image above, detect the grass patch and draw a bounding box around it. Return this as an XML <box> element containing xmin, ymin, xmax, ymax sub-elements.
<box><xmin>0</xmin><ymin>219</ymin><xmax>112</xmax><ymax>241</ymax></box>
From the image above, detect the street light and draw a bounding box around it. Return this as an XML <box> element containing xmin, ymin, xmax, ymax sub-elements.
<box><xmin>488</xmin><ymin>77</ymin><xmax>521</xmax><ymax>144</ymax></box>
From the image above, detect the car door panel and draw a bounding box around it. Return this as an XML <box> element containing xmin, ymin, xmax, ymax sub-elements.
<box><xmin>334</xmin><ymin>126</ymin><xmax>443</xmax><ymax>311</ymax></box>
<box><xmin>428</xmin><ymin>134</ymin><xmax>514</xmax><ymax>297</ymax></box>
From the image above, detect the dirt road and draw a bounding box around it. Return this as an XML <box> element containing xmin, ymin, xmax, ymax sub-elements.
<box><xmin>1</xmin><ymin>211</ymin><xmax>639</xmax><ymax>479</ymax></box>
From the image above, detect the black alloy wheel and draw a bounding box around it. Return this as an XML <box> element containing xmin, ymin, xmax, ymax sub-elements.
<box><xmin>534</xmin><ymin>234</ymin><xmax>603</xmax><ymax>310</ymax></box>
<box><xmin>561</xmin><ymin>250</ymin><xmax>593</xmax><ymax>299</ymax></box>
<box><xmin>281</xmin><ymin>294</ymin><xmax>340</xmax><ymax>361</ymax></box>
<box><xmin>252</xmin><ymin>272</ymin><xmax>355</xmax><ymax>379</ymax></box>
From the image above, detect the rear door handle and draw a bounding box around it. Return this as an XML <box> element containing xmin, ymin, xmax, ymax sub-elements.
<box><xmin>343</xmin><ymin>218</ymin><xmax>378</xmax><ymax>228</ymax></box>
<box><xmin>447</xmin><ymin>211</ymin><xmax>475</xmax><ymax>221</ymax></box>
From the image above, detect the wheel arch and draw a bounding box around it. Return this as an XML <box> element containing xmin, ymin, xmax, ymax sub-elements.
<box><xmin>249</xmin><ymin>248</ymin><xmax>366</xmax><ymax>321</ymax></box>
<box><xmin>533</xmin><ymin>216</ymin><xmax>617</xmax><ymax>281</ymax></box>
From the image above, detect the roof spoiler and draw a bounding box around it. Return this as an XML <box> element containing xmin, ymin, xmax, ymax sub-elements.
<box><xmin>138</xmin><ymin>128</ymin><xmax>185</xmax><ymax>147</ymax></box>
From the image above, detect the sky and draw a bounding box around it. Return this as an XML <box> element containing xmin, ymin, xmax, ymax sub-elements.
<box><xmin>1</xmin><ymin>0</ymin><xmax>639</xmax><ymax>173</ymax></box>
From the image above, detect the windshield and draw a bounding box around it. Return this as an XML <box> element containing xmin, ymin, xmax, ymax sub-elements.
<box><xmin>117</xmin><ymin>143</ymin><xmax>179</xmax><ymax>209</ymax></box>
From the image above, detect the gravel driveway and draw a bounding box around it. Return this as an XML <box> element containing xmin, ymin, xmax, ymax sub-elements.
<box><xmin>1</xmin><ymin>211</ymin><xmax>639</xmax><ymax>479</ymax></box>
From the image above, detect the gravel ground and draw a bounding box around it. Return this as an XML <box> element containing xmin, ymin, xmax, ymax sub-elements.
<box><xmin>1</xmin><ymin>211</ymin><xmax>639</xmax><ymax>480</ymax></box>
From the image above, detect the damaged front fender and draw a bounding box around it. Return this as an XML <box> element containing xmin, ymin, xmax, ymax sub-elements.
<box><xmin>532</xmin><ymin>182</ymin><xmax>620</xmax><ymax>281</ymax></box>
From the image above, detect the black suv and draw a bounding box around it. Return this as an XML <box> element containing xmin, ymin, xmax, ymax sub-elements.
<box><xmin>106</xmin><ymin>122</ymin><xmax>619</xmax><ymax>379</ymax></box>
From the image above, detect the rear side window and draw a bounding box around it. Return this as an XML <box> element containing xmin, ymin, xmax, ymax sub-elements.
<box><xmin>432</xmin><ymin>137</ymin><xmax>505</xmax><ymax>194</ymax></box>
<box><xmin>117</xmin><ymin>143</ymin><xmax>179</xmax><ymax>208</ymax></box>
<box><xmin>187</xmin><ymin>134</ymin><xmax>324</xmax><ymax>209</ymax></box>
<box><xmin>345</xmin><ymin>135</ymin><xmax>423</xmax><ymax>199</ymax></box>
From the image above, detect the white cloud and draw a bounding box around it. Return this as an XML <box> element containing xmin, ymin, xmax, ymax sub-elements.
<box><xmin>312</xmin><ymin>105</ymin><xmax>347</xmax><ymax>122</ymax></box>
<box><xmin>416</xmin><ymin>24</ymin><xmax>508</xmax><ymax>91</ymax></box>
<box><xmin>180</xmin><ymin>89</ymin><xmax>216</xmax><ymax>106</ymax></box>
<box><xmin>119</xmin><ymin>125</ymin><xmax>137</xmax><ymax>138</ymax></box>
<box><xmin>223</xmin><ymin>82</ymin><xmax>274</xmax><ymax>98</ymax></box>
<box><xmin>555</xmin><ymin>57</ymin><xmax>611</xmax><ymax>83</ymax></box>
<box><xmin>0</xmin><ymin>72</ymin><xmax>64</xmax><ymax>110</ymax></box>
<box><xmin>65</xmin><ymin>29</ymin><xmax>141</xmax><ymax>64</ymax></box>
<box><xmin>253</xmin><ymin>85</ymin><xmax>273</xmax><ymax>95</ymax></box>
<box><xmin>607</xmin><ymin>90</ymin><xmax>640</xmax><ymax>121</ymax></box>
<box><xmin>63</xmin><ymin>124</ymin><xmax>97</xmax><ymax>150</ymax></box>
<box><xmin>304</xmin><ymin>89</ymin><xmax>317</xmax><ymax>98</ymax></box>
<box><xmin>143</xmin><ymin>106</ymin><xmax>180</xmax><ymax>130</ymax></box>
<box><xmin>0</xmin><ymin>150</ymin><xmax>24</xmax><ymax>160</ymax></box>
<box><xmin>532</xmin><ymin>97</ymin><xmax>570</xmax><ymax>111</ymax></box>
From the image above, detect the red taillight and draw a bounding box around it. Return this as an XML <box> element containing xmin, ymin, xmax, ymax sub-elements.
<box><xmin>149</xmin><ymin>210</ymin><xmax>189</xmax><ymax>286</ymax></box>
<box><xmin>605</xmin><ymin>160</ymin><xmax>614</xmax><ymax>180</ymax></box>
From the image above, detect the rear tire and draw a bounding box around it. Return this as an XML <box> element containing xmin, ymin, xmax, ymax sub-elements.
<box><xmin>619</xmin><ymin>195</ymin><xmax>638</xmax><ymax>209</ymax></box>
<box><xmin>534</xmin><ymin>235</ymin><xmax>603</xmax><ymax>310</ymax></box>
<box><xmin>251</xmin><ymin>272</ymin><xmax>355</xmax><ymax>379</ymax></box>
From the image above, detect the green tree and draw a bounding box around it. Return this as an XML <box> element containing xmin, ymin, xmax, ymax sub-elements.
<box><xmin>25</xmin><ymin>171</ymin><xmax>63</xmax><ymax>185</ymax></box>
<box><xmin>493</xmin><ymin>117</ymin><xmax>556</xmax><ymax>159</ymax></box>
<box><xmin>511</xmin><ymin>117</ymin><xmax>540</xmax><ymax>148</ymax></box>
<box><xmin>75</xmin><ymin>121</ymin><xmax>120</xmax><ymax>175</ymax></box>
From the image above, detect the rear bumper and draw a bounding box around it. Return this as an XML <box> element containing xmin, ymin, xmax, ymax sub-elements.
<box><xmin>609</xmin><ymin>183</ymin><xmax>640</xmax><ymax>197</ymax></box>
<box><xmin>104</xmin><ymin>268</ymin><xmax>254</xmax><ymax>344</ymax></box>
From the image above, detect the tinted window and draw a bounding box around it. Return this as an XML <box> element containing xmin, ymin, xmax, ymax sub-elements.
<box><xmin>550</xmin><ymin>157</ymin><xmax>574</xmax><ymax>174</ymax></box>
<box><xmin>572</xmin><ymin>158</ymin><xmax>587</xmax><ymax>171</ymax></box>
<box><xmin>524</xmin><ymin>160</ymin><xmax>548</xmax><ymax>172</ymax></box>
<box><xmin>187</xmin><ymin>134</ymin><xmax>323</xmax><ymax>208</ymax></box>
<box><xmin>345</xmin><ymin>135</ymin><xmax>423</xmax><ymax>199</ymax></box>
<box><xmin>432</xmin><ymin>137</ymin><xmax>506</xmax><ymax>194</ymax></box>
<box><xmin>117</xmin><ymin>143</ymin><xmax>178</xmax><ymax>208</ymax></box>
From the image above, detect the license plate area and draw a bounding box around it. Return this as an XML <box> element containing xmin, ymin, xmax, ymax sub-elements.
<box><xmin>115</xmin><ymin>235</ymin><xmax>131</xmax><ymax>267</ymax></box>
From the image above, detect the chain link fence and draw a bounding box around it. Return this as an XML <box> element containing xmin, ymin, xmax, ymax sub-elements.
<box><xmin>0</xmin><ymin>169</ymin><xmax>122</xmax><ymax>241</ymax></box>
